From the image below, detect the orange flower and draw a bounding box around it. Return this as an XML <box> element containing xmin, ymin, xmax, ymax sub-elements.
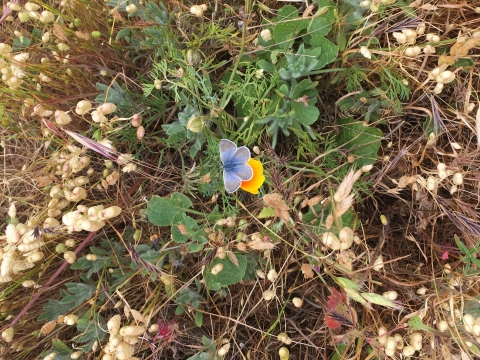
<box><xmin>240</xmin><ymin>158</ymin><xmax>265</xmax><ymax>194</ymax></box>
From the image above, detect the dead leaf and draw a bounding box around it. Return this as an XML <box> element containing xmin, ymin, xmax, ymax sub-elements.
<box><xmin>301</xmin><ymin>196</ymin><xmax>322</xmax><ymax>208</ymax></box>
<box><xmin>300</xmin><ymin>263</ymin><xmax>314</xmax><ymax>279</ymax></box>
<box><xmin>450</xmin><ymin>38</ymin><xmax>479</xmax><ymax>57</ymax></box>
<box><xmin>420</xmin><ymin>4</ymin><xmax>437</xmax><ymax>10</ymax></box>
<box><xmin>124</xmin><ymin>306</ymin><xmax>131</xmax><ymax>319</ymax></box>
<box><xmin>227</xmin><ymin>251</ymin><xmax>239</xmax><ymax>266</ymax></box>
<box><xmin>246</xmin><ymin>239</ymin><xmax>276</xmax><ymax>250</ymax></box>
<box><xmin>200</xmin><ymin>173</ymin><xmax>211</xmax><ymax>183</ymax></box>
<box><xmin>177</xmin><ymin>224</ymin><xmax>188</xmax><ymax>235</ymax></box>
<box><xmin>438</xmin><ymin>54</ymin><xmax>456</xmax><ymax>66</ymax></box>
<box><xmin>131</xmin><ymin>309</ymin><xmax>146</xmax><ymax>323</ymax></box>
<box><xmin>397</xmin><ymin>175</ymin><xmax>420</xmax><ymax>188</ymax></box>
<box><xmin>40</xmin><ymin>320</ymin><xmax>56</xmax><ymax>336</ymax></box>
<box><xmin>263</xmin><ymin>193</ymin><xmax>291</xmax><ymax>222</ymax></box>
<box><xmin>53</xmin><ymin>23</ymin><xmax>68</xmax><ymax>42</ymax></box>
<box><xmin>36</xmin><ymin>175</ymin><xmax>56</xmax><ymax>187</ymax></box>
<box><xmin>75</xmin><ymin>31</ymin><xmax>90</xmax><ymax>40</ymax></box>
<box><xmin>106</xmin><ymin>171</ymin><xmax>119</xmax><ymax>185</ymax></box>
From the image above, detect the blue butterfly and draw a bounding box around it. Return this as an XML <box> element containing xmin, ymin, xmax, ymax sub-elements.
<box><xmin>219</xmin><ymin>139</ymin><xmax>253</xmax><ymax>193</ymax></box>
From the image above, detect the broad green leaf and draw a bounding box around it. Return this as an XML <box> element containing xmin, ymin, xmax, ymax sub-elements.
<box><xmin>38</xmin><ymin>298</ymin><xmax>72</xmax><ymax>322</ymax></box>
<box><xmin>291</xmin><ymin>101</ymin><xmax>319</xmax><ymax>126</ymax></box>
<box><xmin>171</xmin><ymin>215</ymin><xmax>198</xmax><ymax>243</ymax></box>
<box><xmin>307</xmin><ymin>37</ymin><xmax>339</xmax><ymax>69</ymax></box>
<box><xmin>148</xmin><ymin>193</ymin><xmax>193</xmax><ymax>226</ymax></box>
<box><xmin>202</xmin><ymin>335</ymin><xmax>217</xmax><ymax>352</ymax></box>
<box><xmin>307</xmin><ymin>7</ymin><xmax>335</xmax><ymax>37</ymax></box>
<box><xmin>204</xmin><ymin>255</ymin><xmax>248</xmax><ymax>291</ymax></box>
<box><xmin>186</xmin><ymin>352</ymin><xmax>211</xmax><ymax>360</ymax></box>
<box><xmin>336</xmin><ymin>117</ymin><xmax>382</xmax><ymax>167</ymax></box>
<box><xmin>73</xmin><ymin>311</ymin><xmax>106</xmax><ymax>352</ymax></box>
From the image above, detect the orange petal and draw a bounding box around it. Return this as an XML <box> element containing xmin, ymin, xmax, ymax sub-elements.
<box><xmin>240</xmin><ymin>158</ymin><xmax>265</xmax><ymax>194</ymax></box>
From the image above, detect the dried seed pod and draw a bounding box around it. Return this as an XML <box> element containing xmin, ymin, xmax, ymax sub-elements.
<box><xmin>64</xmin><ymin>314</ymin><xmax>78</xmax><ymax>325</ymax></box>
<box><xmin>6</xmin><ymin>224</ymin><xmax>21</xmax><ymax>244</ymax></box>
<box><xmin>119</xmin><ymin>325</ymin><xmax>146</xmax><ymax>337</ymax></box>
<box><xmin>262</xmin><ymin>289</ymin><xmax>275</xmax><ymax>301</ymax></box>
<box><xmin>64</xmin><ymin>251</ymin><xmax>76</xmax><ymax>264</ymax></box>
<box><xmin>40</xmin><ymin>320</ymin><xmax>56</xmax><ymax>336</ymax></box>
<box><xmin>114</xmin><ymin>342</ymin><xmax>134</xmax><ymax>360</ymax></box>
<box><xmin>2</xmin><ymin>327</ymin><xmax>14</xmax><ymax>342</ymax></box>
<box><xmin>1</xmin><ymin>248</ymin><xmax>16</xmax><ymax>277</ymax></box>
<box><xmin>211</xmin><ymin>263</ymin><xmax>224</xmax><ymax>275</ymax></box>
<box><xmin>292</xmin><ymin>297</ymin><xmax>303</xmax><ymax>308</ymax></box>
<box><xmin>96</xmin><ymin>103</ymin><xmax>116</xmax><ymax>115</ymax></box>
<box><xmin>22</xmin><ymin>279</ymin><xmax>36</xmax><ymax>287</ymax></box>
<box><xmin>267</xmin><ymin>269</ymin><xmax>278</xmax><ymax>282</ymax></box>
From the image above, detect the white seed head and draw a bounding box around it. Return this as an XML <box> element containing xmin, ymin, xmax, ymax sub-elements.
<box><xmin>383</xmin><ymin>291</ymin><xmax>398</xmax><ymax>301</ymax></box>
<box><xmin>267</xmin><ymin>269</ymin><xmax>278</xmax><ymax>282</ymax></box>
<box><xmin>75</xmin><ymin>100</ymin><xmax>92</xmax><ymax>115</ymax></box>
<box><xmin>409</xmin><ymin>332</ymin><xmax>423</xmax><ymax>351</ymax></box>
<box><xmin>125</xmin><ymin>4</ymin><xmax>137</xmax><ymax>13</ymax></box>
<box><xmin>452</xmin><ymin>172</ymin><xmax>463</xmax><ymax>185</ymax></box>
<box><xmin>64</xmin><ymin>251</ymin><xmax>76</xmax><ymax>264</ymax></box>
<box><xmin>64</xmin><ymin>314</ymin><xmax>78</xmax><ymax>325</ymax></box>
<box><xmin>2</xmin><ymin>327</ymin><xmax>14</xmax><ymax>343</ymax></box>
<box><xmin>292</xmin><ymin>297</ymin><xmax>303</xmax><ymax>308</ymax></box>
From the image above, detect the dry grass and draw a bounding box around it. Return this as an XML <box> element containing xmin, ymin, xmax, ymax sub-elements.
<box><xmin>1</xmin><ymin>1</ymin><xmax>480</xmax><ymax>360</ymax></box>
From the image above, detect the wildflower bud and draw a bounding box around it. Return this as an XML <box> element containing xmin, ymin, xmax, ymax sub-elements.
<box><xmin>136</xmin><ymin>126</ymin><xmax>145</xmax><ymax>139</ymax></box>
<box><xmin>2</xmin><ymin>327</ymin><xmax>14</xmax><ymax>343</ymax></box>
<box><xmin>131</xmin><ymin>114</ymin><xmax>142</xmax><ymax>127</ymax></box>
<box><xmin>292</xmin><ymin>297</ymin><xmax>303</xmax><ymax>308</ymax></box>
<box><xmin>86</xmin><ymin>254</ymin><xmax>97</xmax><ymax>261</ymax></box>
<box><xmin>18</xmin><ymin>12</ymin><xmax>30</xmax><ymax>22</ymax></box>
<box><xmin>8</xmin><ymin>203</ymin><xmax>16</xmax><ymax>218</ymax></box>
<box><xmin>54</xmin><ymin>110</ymin><xmax>72</xmax><ymax>125</ymax></box>
<box><xmin>260</xmin><ymin>29</ymin><xmax>272</xmax><ymax>42</ymax></box>
<box><xmin>211</xmin><ymin>263</ymin><xmax>224</xmax><ymax>275</ymax></box>
<box><xmin>262</xmin><ymin>289</ymin><xmax>275</xmax><ymax>301</ymax></box>
<box><xmin>75</xmin><ymin>100</ymin><xmax>92</xmax><ymax>115</ymax></box>
<box><xmin>186</xmin><ymin>49</ymin><xmax>202</xmax><ymax>66</ymax></box>
<box><xmin>96</xmin><ymin>103</ymin><xmax>116</xmax><ymax>115</ymax></box>
<box><xmin>126</xmin><ymin>4</ymin><xmax>137</xmax><ymax>13</ymax></box>
<box><xmin>56</xmin><ymin>243</ymin><xmax>67</xmax><ymax>253</ymax></box>
<box><xmin>25</xmin><ymin>2</ymin><xmax>41</xmax><ymax>11</ymax></box>
<box><xmin>149</xmin><ymin>324</ymin><xmax>159</xmax><ymax>333</ymax></box>
<box><xmin>57</xmin><ymin>43</ymin><xmax>70</xmax><ymax>52</ymax></box>
<box><xmin>383</xmin><ymin>291</ymin><xmax>398</xmax><ymax>300</ymax></box>
<box><xmin>39</xmin><ymin>10</ymin><xmax>55</xmax><ymax>23</ymax></box>
<box><xmin>91</xmin><ymin>31</ymin><xmax>102</xmax><ymax>38</ymax></box>
<box><xmin>186</xmin><ymin>115</ymin><xmax>205</xmax><ymax>133</ymax></box>
<box><xmin>64</xmin><ymin>251</ymin><xmax>76</xmax><ymax>264</ymax></box>
<box><xmin>279</xmin><ymin>347</ymin><xmax>289</xmax><ymax>360</ymax></box>
<box><xmin>360</xmin><ymin>46</ymin><xmax>371</xmax><ymax>59</ymax></box>
<box><xmin>7</xmin><ymin>2</ymin><xmax>21</xmax><ymax>11</ymax></box>
<box><xmin>154</xmin><ymin>79</ymin><xmax>162</xmax><ymax>89</ymax></box>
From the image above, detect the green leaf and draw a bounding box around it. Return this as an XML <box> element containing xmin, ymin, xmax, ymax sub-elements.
<box><xmin>115</xmin><ymin>28</ymin><xmax>132</xmax><ymax>40</ymax></box>
<box><xmin>408</xmin><ymin>316</ymin><xmax>435</xmax><ymax>331</ymax></box>
<box><xmin>336</xmin><ymin>117</ymin><xmax>382</xmax><ymax>167</ymax></box>
<box><xmin>38</xmin><ymin>299</ymin><xmax>72</xmax><ymax>321</ymax></box>
<box><xmin>186</xmin><ymin>352</ymin><xmax>212</xmax><ymax>360</ymax></box>
<box><xmin>147</xmin><ymin>193</ymin><xmax>193</xmax><ymax>226</ymax></box>
<box><xmin>73</xmin><ymin>311</ymin><xmax>107</xmax><ymax>352</ymax></box>
<box><xmin>61</xmin><ymin>282</ymin><xmax>95</xmax><ymax>308</ymax></box>
<box><xmin>291</xmin><ymin>101</ymin><xmax>319</xmax><ymax>126</ymax></box>
<box><xmin>41</xmin><ymin>339</ymin><xmax>72</xmax><ymax>360</ymax></box>
<box><xmin>195</xmin><ymin>310</ymin><xmax>203</xmax><ymax>327</ymax></box>
<box><xmin>307</xmin><ymin>7</ymin><xmax>335</xmax><ymax>37</ymax></box>
<box><xmin>257</xmin><ymin>60</ymin><xmax>275</xmax><ymax>73</ymax></box>
<box><xmin>171</xmin><ymin>215</ymin><xmax>198</xmax><ymax>243</ymax></box>
<box><xmin>258</xmin><ymin>207</ymin><xmax>276</xmax><ymax>218</ymax></box>
<box><xmin>307</xmin><ymin>37</ymin><xmax>339</xmax><ymax>69</ymax></box>
<box><xmin>204</xmin><ymin>255</ymin><xmax>248</xmax><ymax>291</ymax></box>
<box><xmin>202</xmin><ymin>335</ymin><xmax>217</xmax><ymax>352</ymax></box>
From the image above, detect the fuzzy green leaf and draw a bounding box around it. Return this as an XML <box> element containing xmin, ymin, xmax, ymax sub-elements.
<box><xmin>148</xmin><ymin>193</ymin><xmax>193</xmax><ymax>226</ymax></box>
<box><xmin>204</xmin><ymin>255</ymin><xmax>248</xmax><ymax>291</ymax></box>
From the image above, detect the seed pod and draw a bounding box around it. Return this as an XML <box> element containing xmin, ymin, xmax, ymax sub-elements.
<box><xmin>409</xmin><ymin>332</ymin><xmax>423</xmax><ymax>351</ymax></box>
<box><xmin>131</xmin><ymin>114</ymin><xmax>142</xmax><ymax>127</ymax></box>
<box><xmin>1</xmin><ymin>248</ymin><xmax>16</xmax><ymax>277</ymax></box>
<box><xmin>27</xmin><ymin>251</ymin><xmax>44</xmax><ymax>263</ymax></box>
<box><xmin>267</xmin><ymin>269</ymin><xmax>278</xmax><ymax>282</ymax></box>
<box><xmin>119</xmin><ymin>325</ymin><xmax>146</xmax><ymax>337</ymax></box>
<box><xmin>217</xmin><ymin>247</ymin><xmax>226</xmax><ymax>259</ymax></box>
<box><xmin>75</xmin><ymin>100</ymin><xmax>92</xmax><ymax>115</ymax></box>
<box><xmin>217</xmin><ymin>343</ymin><xmax>230</xmax><ymax>356</ymax></box>
<box><xmin>96</xmin><ymin>103</ymin><xmax>116</xmax><ymax>115</ymax></box>
<box><xmin>22</xmin><ymin>280</ymin><xmax>36</xmax><ymax>287</ymax></box>
<box><xmin>211</xmin><ymin>263</ymin><xmax>224</xmax><ymax>275</ymax></box>
<box><xmin>64</xmin><ymin>314</ymin><xmax>78</xmax><ymax>325</ymax></box>
<box><xmin>292</xmin><ymin>297</ymin><xmax>303</xmax><ymax>308</ymax></box>
<box><xmin>40</xmin><ymin>320</ymin><xmax>56</xmax><ymax>335</ymax></box>
<box><xmin>279</xmin><ymin>347</ymin><xmax>290</xmax><ymax>360</ymax></box>
<box><xmin>115</xmin><ymin>342</ymin><xmax>134</xmax><ymax>360</ymax></box>
<box><xmin>2</xmin><ymin>327</ymin><xmax>14</xmax><ymax>342</ymax></box>
<box><xmin>18</xmin><ymin>241</ymin><xmax>44</xmax><ymax>253</ymax></box>
<box><xmin>98</xmin><ymin>206</ymin><xmax>122</xmax><ymax>220</ymax></box>
<box><xmin>64</xmin><ymin>251</ymin><xmax>76</xmax><ymax>264</ymax></box>
<box><xmin>107</xmin><ymin>315</ymin><xmax>121</xmax><ymax>335</ymax></box>
<box><xmin>262</xmin><ymin>289</ymin><xmax>275</xmax><ymax>301</ymax></box>
<box><xmin>123</xmin><ymin>335</ymin><xmax>139</xmax><ymax>345</ymax></box>
<box><xmin>6</xmin><ymin>224</ymin><xmax>21</xmax><ymax>244</ymax></box>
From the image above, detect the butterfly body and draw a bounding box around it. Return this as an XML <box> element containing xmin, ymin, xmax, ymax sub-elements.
<box><xmin>219</xmin><ymin>139</ymin><xmax>253</xmax><ymax>193</ymax></box>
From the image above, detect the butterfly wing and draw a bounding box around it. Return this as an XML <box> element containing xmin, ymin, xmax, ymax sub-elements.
<box><xmin>219</xmin><ymin>139</ymin><xmax>238</xmax><ymax>165</ymax></box>
<box><xmin>229</xmin><ymin>163</ymin><xmax>253</xmax><ymax>181</ymax></box>
<box><xmin>223</xmin><ymin>169</ymin><xmax>243</xmax><ymax>193</ymax></box>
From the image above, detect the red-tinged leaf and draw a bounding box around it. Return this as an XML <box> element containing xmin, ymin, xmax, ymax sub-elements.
<box><xmin>326</xmin><ymin>287</ymin><xmax>345</xmax><ymax>311</ymax></box>
<box><xmin>325</xmin><ymin>312</ymin><xmax>342</xmax><ymax>330</ymax></box>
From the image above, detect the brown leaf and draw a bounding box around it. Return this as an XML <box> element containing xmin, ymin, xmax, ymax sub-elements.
<box><xmin>124</xmin><ymin>306</ymin><xmax>131</xmax><ymax>319</ymax></box>
<box><xmin>131</xmin><ymin>309</ymin><xmax>146</xmax><ymax>323</ymax></box>
<box><xmin>36</xmin><ymin>175</ymin><xmax>56</xmax><ymax>187</ymax></box>
<box><xmin>300</xmin><ymin>263</ymin><xmax>314</xmax><ymax>279</ymax></box>
<box><xmin>263</xmin><ymin>193</ymin><xmax>291</xmax><ymax>222</ymax></box>
<box><xmin>438</xmin><ymin>54</ymin><xmax>456</xmax><ymax>66</ymax></box>
<box><xmin>53</xmin><ymin>23</ymin><xmax>68</xmax><ymax>42</ymax></box>
<box><xmin>227</xmin><ymin>251</ymin><xmax>239</xmax><ymax>267</ymax></box>
<box><xmin>420</xmin><ymin>3</ymin><xmax>437</xmax><ymax>10</ymax></box>
<box><xmin>246</xmin><ymin>239</ymin><xmax>276</xmax><ymax>250</ymax></box>
<box><xmin>75</xmin><ymin>31</ymin><xmax>90</xmax><ymax>40</ymax></box>
<box><xmin>40</xmin><ymin>320</ymin><xmax>56</xmax><ymax>336</ymax></box>
<box><xmin>397</xmin><ymin>175</ymin><xmax>420</xmax><ymax>188</ymax></box>
<box><xmin>450</xmin><ymin>38</ymin><xmax>479</xmax><ymax>57</ymax></box>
